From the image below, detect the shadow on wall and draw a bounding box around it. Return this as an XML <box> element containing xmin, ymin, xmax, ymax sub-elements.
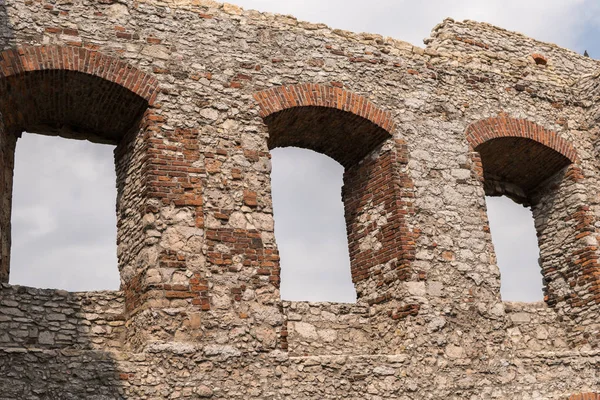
<box><xmin>0</xmin><ymin>284</ymin><xmax>126</xmax><ymax>399</ymax></box>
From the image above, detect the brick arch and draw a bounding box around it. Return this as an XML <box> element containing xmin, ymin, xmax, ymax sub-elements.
<box><xmin>0</xmin><ymin>45</ymin><xmax>159</xmax><ymax>105</ymax></box>
<box><xmin>466</xmin><ymin>115</ymin><xmax>577</xmax><ymax>200</ymax></box>
<box><xmin>253</xmin><ymin>83</ymin><xmax>395</xmax><ymax>168</ymax></box>
<box><xmin>465</xmin><ymin>115</ymin><xmax>577</xmax><ymax>162</ymax></box>
<box><xmin>0</xmin><ymin>45</ymin><xmax>160</xmax><ymax>143</ymax></box>
<box><xmin>254</xmin><ymin>83</ymin><xmax>395</xmax><ymax>134</ymax></box>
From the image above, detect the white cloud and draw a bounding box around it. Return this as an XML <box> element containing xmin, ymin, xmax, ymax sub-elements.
<box><xmin>11</xmin><ymin>205</ymin><xmax>57</xmax><ymax>239</ymax></box>
<box><xmin>271</xmin><ymin>148</ymin><xmax>356</xmax><ymax>303</ymax></box>
<box><xmin>485</xmin><ymin>196</ymin><xmax>542</xmax><ymax>302</ymax></box>
<box><xmin>9</xmin><ymin>134</ymin><xmax>119</xmax><ymax>292</ymax></box>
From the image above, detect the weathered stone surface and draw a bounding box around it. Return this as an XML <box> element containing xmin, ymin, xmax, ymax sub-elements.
<box><xmin>0</xmin><ymin>0</ymin><xmax>598</xmax><ymax>398</ymax></box>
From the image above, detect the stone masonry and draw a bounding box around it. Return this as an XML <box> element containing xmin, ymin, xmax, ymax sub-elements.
<box><xmin>0</xmin><ymin>0</ymin><xmax>599</xmax><ymax>398</ymax></box>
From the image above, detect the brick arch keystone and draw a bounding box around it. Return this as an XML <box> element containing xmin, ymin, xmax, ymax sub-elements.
<box><xmin>465</xmin><ymin>115</ymin><xmax>577</xmax><ymax>162</ymax></box>
<box><xmin>253</xmin><ymin>83</ymin><xmax>396</xmax><ymax>134</ymax></box>
<box><xmin>0</xmin><ymin>45</ymin><xmax>159</xmax><ymax>105</ymax></box>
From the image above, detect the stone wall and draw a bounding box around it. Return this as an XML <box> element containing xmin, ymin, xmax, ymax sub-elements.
<box><xmin>0</xmin><ymin>284</ymin><xmax>125</xmax><ymax>350</ymax></box>
<box><xmin>0</xmin><ymin>0</ymin><xmax>599</xmax><ymax>398</ymax></box>
<box><xmin>282</xmin><ymin>301</ymin><xmax>371</xmax><ymax>356</ymax></box>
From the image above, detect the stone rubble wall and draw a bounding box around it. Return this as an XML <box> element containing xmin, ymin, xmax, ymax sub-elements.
<box><xmin>283</xmin><ymin>301</ymin><xmax>372</xmax><ymax>356</ymax></box>
<box><xmin>0</xmin><ymin>0</ymin><xmax>598</xmax><ymax>398</ymax></box>
<box><xmin>1</xmin><ymin>346</ymin><xmax>599</xmax><ymax>399</ymax></box>
<box><xmin>0</xmin><ymin>284</ymin><xmax>125</xmax><ymax>350</ymax></box>
<box><xmin>426</xmin><ymin>18</ymin><xmax>600</xmax><ymax>82</ymax></box>
<box><xmin>503</xmin><ymin>301</ymin><xmax>571</xmax><ymax>352</ymax></box>
<box><xmin>1</xmin><ymin>283</ymin><xmax>597</xmax><ymax>398</ymax></box>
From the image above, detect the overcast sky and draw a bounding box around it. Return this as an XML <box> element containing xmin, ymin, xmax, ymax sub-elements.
<box><xmin>10</xmin><ymin>1</ymin><xmax>600</xmax><ymax>303</ymax></box>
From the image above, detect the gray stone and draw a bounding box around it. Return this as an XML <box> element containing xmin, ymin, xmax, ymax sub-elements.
<box><xmin>38</xmin><ymin>331</ymin><xmax>55</xmax><ymax>345</ymax></box>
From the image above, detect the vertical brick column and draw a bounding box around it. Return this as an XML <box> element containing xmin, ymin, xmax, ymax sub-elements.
<box><xmin>342</xmin><ymin>139</ymin><xmax>416</xmax><ymax>304</ymax></box>
<box><xmin>0</xmin><ymin>123</ymin><xmax>15</xmax><ymax>283</ymax></box>
<box><xmin>116</xmin><ymin>108</ymin><xmax>207</xmax><ymax>348</ymax></box>
<box><xmin>144</xmin><ymin>122</ymin><xmax>205</xmax><ymax>311</ymax></box>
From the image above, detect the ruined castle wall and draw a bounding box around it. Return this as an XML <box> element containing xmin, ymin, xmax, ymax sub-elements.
<box><xmin>426</xmin><ymin>18</ymin><xmax>600</xmax><ymax>79</ymax></box>
<box><xmin>0</xmin><ymin>0</ymin><xmax>599</xmax><ymax>398</ymax></box>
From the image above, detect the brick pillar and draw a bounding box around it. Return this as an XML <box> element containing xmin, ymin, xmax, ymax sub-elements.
<box><xmin>342</xmin><ymin>139</ymin><xmax>416</xmax><ymax>305</ymax></box>
<box><xmin>116</xmin><ymin>110</ymin><xmax>206</xmax><ymax>349</ymax></box>
<box><xmin>0</xmin><ymin>123</ymin><xmax>15</xmax><ymax>283</ymax></box>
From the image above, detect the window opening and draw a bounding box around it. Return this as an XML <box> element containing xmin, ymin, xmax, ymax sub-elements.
<box><xmin>255</xmin><ymin>84</ymin><xmax>400</xmax><ymax>304</ymax></box>
<box><xmin>271</xmin><ymin>147</ymin><xmax>356</xmax><ymax>303</ymax></box>
<box><xmin>9</xmin><ymin>133</ymin><xmax>119</xmax><ymax>291</ymax></box>
<box><xmin>486</xmin><ymin>195</ymin><xmax>542</xmax><ymax>302</ymax></box>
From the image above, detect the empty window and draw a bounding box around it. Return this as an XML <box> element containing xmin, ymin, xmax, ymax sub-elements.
<box><xmin>271</xmin><ymin>147</ymin><xmax>355</xmax><ymax>303</ymax></box>
<box><xmin>469</xmin><ymin>120</ymin><xmax>578</xmax><ymax>307</ymax></box>
<box><xmin>9</xmin><ymin>133</ymin><xmax>119</xmax><ymax>291</ymax></box>
<box><xmin>486</xmin><ymin>195</ymin><xmax>542</xmax><ymax>302</ymax></box>
<box><xmin>255</xmin><ymin>84</ymin><xmax>406</xmax><ymax>304</ymax></box>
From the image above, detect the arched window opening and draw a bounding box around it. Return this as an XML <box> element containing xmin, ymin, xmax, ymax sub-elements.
<box><xmin>271</xmin><ymin>147</ymin><xmax>355</xmax><ymax>303</ymax></box>
<box><xmin>467</xmin><ymin>118</ymin><xmax>578</xmax><ymax>307</ymax></box>
<box><xmin>0</xmin><ymin>47</ymin><xmax>157</xmax><ymax>291</ymax></box>
<box><xmin>255</xmin><ymin>84</ymin><xmax>411</xmax><ymax>305</ymax></box>
<box><xmin>9</xmin><ymin>133</ymin><xmax>119</xmax><ymax>291</ymax></box>
<box><xmin>485</xmin><ymin>195</ymin><xmax>542</xmax><ymax>302</ymax></box>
